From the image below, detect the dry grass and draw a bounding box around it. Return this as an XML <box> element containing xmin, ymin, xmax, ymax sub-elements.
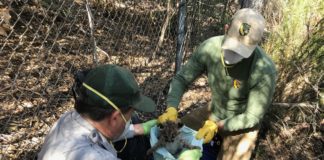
<box><xmin>0</xmin><ymin>0</ymin><xmax>323</xmax><ymax>160</ymax></box>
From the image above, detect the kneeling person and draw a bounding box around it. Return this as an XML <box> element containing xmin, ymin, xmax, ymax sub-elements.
<box><xmin>38</xmin><ymin>64</ymin><xmax>157</xmax><ymax>160</ymax></box>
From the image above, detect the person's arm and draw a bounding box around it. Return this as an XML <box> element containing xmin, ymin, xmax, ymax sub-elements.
<box><xmin>67</xmin><ymin>145</ymin><xmax>120</xmax><ymax>160</ymax></box>
<box><xmin>160</xmin><ymin>38</ymin><xmax>221</xmax><ymax>124</ymax></box>
<box><xmin>112</xmin><ymin>119</ymin><xmax>157</xmax><ymax>141</ymax></box>
<box><xmin>133</xmin><ymin>119</ymin><xmax>157</xmax><ymax>135</ymax></box>
<box><xmin>167</xmin><ymin>48</ymin><xmax>207</xmax><ymax>108</ymax></box>
<box><xmin>158</xmin><ymin>44</ymin><xmax>208</xmax><ymax>124</ymax></box>
<box><xmin>220</xmin><ymin>72</ymin><xmax>277</xmax><ymax>132</ymax></box>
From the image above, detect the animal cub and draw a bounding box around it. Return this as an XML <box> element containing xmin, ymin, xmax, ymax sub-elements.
<box><xmin>147</xmin><ymin>119</ymin><xmax>200</xmax><ymax>156</ymax></box>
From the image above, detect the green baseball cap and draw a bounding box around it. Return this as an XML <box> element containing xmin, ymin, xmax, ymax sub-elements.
<box><xmin>82</xmin><ymin>64</ymin><xmax>156</xmax><ymax>113</ymax></box>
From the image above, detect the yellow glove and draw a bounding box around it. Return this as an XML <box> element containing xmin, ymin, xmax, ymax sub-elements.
<box><xmin>195</xmin><ymin>120</ymin><xmax>218</xmax><ymax>143</ymax></box>
<box><xmin>158</xmin><ymin>107</ymin><xmax>178</xmax><ymax>123</ymax></box>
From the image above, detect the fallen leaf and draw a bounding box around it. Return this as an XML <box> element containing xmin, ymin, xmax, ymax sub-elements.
<box><xmin>0</xmin><ymin>7</ymin><xmax>11</xmax><ymax>36</ymax></box>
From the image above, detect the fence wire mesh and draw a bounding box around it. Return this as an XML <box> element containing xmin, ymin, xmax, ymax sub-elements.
<box><xmin>0</xmin><ymin>0</ymin><xmax>230</xmax><ymax>159</ymax></box>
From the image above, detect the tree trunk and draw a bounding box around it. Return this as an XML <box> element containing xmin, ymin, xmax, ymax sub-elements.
<box><xmin>175</xmin><ymin>0</ymin><xmax>186</xmax><ymax>73</ymax></box>
<box><xmin>239</xmin><ymin>0</ymin><xmax>264</xmax><ymax>13</ymax></box>
<box><xmin>152</xmin><ymin>0</ymin><xmax>174</xmax><ymax>59</ymax></box>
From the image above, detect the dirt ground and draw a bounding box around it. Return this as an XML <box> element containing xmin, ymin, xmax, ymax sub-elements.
<box><xmin>0</xmin><ymin>1</ymin><xmax>323</xmax><ymax>160</ymax></box>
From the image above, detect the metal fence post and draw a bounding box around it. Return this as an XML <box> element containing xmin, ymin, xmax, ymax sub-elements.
<box><xmin>175</xmin><ymin>0</ymin><xmax>186</xmax><ymax>73</ymax></box>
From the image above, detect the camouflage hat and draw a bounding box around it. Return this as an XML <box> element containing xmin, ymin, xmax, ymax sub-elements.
<box><xmin>82</xmin><ymin>64</ymin><xmax>156</xmax><ymax>113</ymax></box>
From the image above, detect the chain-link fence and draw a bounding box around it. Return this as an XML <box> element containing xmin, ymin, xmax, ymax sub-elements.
<box><xmin>0</xmin><ymin>0</ymin><xmax>231</xmax><ymax>159</ymax></box>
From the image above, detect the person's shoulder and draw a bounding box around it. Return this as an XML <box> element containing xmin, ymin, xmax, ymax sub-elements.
<box><xmin>44</xmin><ymin>143</ymin><xmax>119</xmax><ymax>160</ymax></box>
<box><xmin>38</xmin><ymin>138</ymin><xmax>96</xmax><ymax>160</ymax></box>
<box><xmin>54</xmin><ymin>110</ymin><xmax>75</xmax><ymax>124</ymax></box>
<box><xmin>195</xmin><ymin>35</ymin><xmax>224</xmax><ymax>56</ymax></box>
<box><xmin>249</xmin><ymin>48</ymin><xmax>277</xmax><ymax>87</ymax></box>
<box><xmin>254</xmin><ymin>46</ymin><xmax>277</xmax><ymax>74</ymax></box>
<box><xmin>200</xmin><ymin>35</ymin><xmax>224</xmax><ymax>47</ymax></box>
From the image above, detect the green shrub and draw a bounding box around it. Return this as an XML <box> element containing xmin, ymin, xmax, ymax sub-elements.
<box><xmin>263</xmin><ymin>0</ymin><xmax>324</xmax><ymax>102</ymax></box>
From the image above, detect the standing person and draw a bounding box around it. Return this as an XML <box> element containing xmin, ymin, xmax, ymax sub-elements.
<box><xmin>38</xmin><ymin>64</ymin><xmax>157</xmax><ymax>160</ymax></box>
<box><xmin>158</xmin><ymin>8</ymin><xmax>277</xmax><ymax>160</ymax></box>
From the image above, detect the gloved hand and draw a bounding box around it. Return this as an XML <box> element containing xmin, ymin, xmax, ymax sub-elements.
<box><xmin>178</xmin><ymin>149</ymin><xmax>202</xmax><ymax>160</ymax></box>
<box><xmin>141</xmin><ymin>119</ymin><xmax>157</xmax><ymax>135</ymax></box>
<box><xmin>157</xmin><ymin>107</ymin><xmax>178</xmax><ymax>123</ymax></box>
<box><xmin>195</xmin><ymin>120</ymin><xmax>218</xmax><ymax>143</ymax></box>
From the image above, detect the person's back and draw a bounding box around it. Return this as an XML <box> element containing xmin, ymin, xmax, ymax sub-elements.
<box><xmin>38</xmin><ymin>111</ymin><xmax>117</xmax><ymax>160</ymax></box>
